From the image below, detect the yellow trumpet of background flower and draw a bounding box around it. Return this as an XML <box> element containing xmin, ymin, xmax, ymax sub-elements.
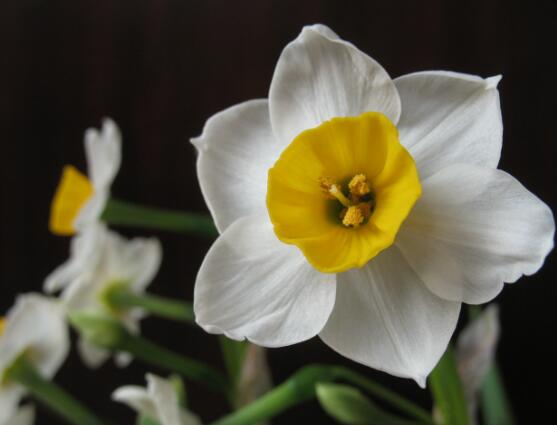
<box><xmin>49</xmin><ymin>166</ymin><xmax>94</xmax><ymax>235</ymax></box>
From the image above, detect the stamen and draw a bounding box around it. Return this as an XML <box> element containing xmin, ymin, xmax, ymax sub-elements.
<box><xmin>348</xmin><ymin>174</ymin><xmax>371</xmax><ymax>197</ymax></box>
<box><xmin>329</xmin><ymin>184</ymin><xmax>353</xmax><ymax>208</ymax></box>
<box><xmin>319</xmin><ymin>174</ymin><xmax>374</xmax><ymax>228</ymax></box>
<box><xmin>0</xmin><ymin>317</ymin><xmax>6</xmax><ymax>336</ymax></box>
<box><xmin>342</xmin><ymin>205</ymin><xmax>365</xmax><ymax>227</ymax></box>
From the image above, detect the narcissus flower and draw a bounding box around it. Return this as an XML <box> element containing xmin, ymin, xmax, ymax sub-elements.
<box><xmin>113</xmin><ymin>374</ymin><xmax>202</xmax><ymax>425</ymax></box>
<box><xmin>45</xmin><ymin>224</ymin><xmax>162</xmax><ymax>368</ymax></box>
<box><xmin>192</xmin><ymin>24</ymin><xmax>554</xmax><ymax>385</ymax></box>
<box><xmin>0</xmin><ymin>295</ymin><xmax>69</xmax><ymax>423</ymax></box>
<box><xmin>49</xmin><ymin>118</ymin><xmax>121</xmax><ymax>236</ymax></box>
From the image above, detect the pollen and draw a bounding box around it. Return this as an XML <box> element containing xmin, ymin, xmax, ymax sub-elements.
<box><xmin>348</xmin><ymin>174</ymin><xmax>371</xmax><ymax>197</ymax></box>
<box><xmin>0</xmin><ymin>317</ymin><xmax>6</xmax><ymax>336</ymax></box>
<box><xmin>319</xmin><ymin>173</ymin><xmax>374</xmax><ymax>228</ymax></box>
<box><xmin>341</xmin><ymin>206</ymin><xmax>364</xmax><ymax>227</ymax></box>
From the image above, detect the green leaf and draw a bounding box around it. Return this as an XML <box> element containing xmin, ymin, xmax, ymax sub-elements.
<box><xmin>481</xmin><ymin>365</ymin><xmax>516</xmax><ymax>425</ymax></box>
<box><xmin>428</xmin><ymin>347</ymin><xmax>470</xmax><ymax>425</ymax></box>
<box><xmin>316</xmin><ymin>383</ymin><xmax>421</xmax><ymax>425</ymax></box>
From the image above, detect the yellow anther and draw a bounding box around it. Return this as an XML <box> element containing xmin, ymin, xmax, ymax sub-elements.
<box><xmin>49</xmin><ymin>165</ymin><xmax>94</xmax><ymax>236</ymax></box>
<box><xmin>348</xmin><ymin>173</ymin><xmax>371</xmax><ymax>197</ymax></box>
<box><xmin>318</xmin><ymin>176</ymin><xmax>336</xmax><ymax>199</ymax></box>
<box><xmin>342</xmin><ymin>205</ymin><xmax>365</xmax><ymax>227</ymax></box>
<box><xmin>0</xmin><ymin>317</ymin><xmax>6</xmax><ymax>337</ymax></box>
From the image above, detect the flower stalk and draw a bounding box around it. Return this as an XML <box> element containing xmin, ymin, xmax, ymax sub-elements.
<box><xmin>209</xmin><ymin>365</ymin><xmax>435</xmax><ymax>425</ymax></box>
<box><xmin>69</xmin><ymin>312</ymin><xmax>229</xmax><ymax>398</ymax></box>
<box><xmin>6</xmin><ymin>355</ymin><xmax>112</xmax><ymax>425</ymax></box>
<box><xmin>102</xmin><ymin>198</ymin><xmax>218</xmax><ymax>238</ymax></box>
<box><xmin>102</xmin><ymin>284</ymin><xmax>195</xmax><ymax>324</ymax></box>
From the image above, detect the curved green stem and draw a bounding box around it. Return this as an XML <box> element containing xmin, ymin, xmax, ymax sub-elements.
<box><xmin>103</xmin><ymin>285</ymin><xmax>195</xmax><ymax>324</ymax></box>
<box><xmin>7</xmin><ymin>356</ymin><xmax>113</xmax><ymax>425</ymax></box>
<box><xmin>209</xmin><ymin>366</ymin><xmax>335</xmax><ymax>425</ymax></box>
<box><xmin>118</xmin><ymin>330</ymin><xmax>230</xmax><ymax>398</ymax></box>
<box><xmin>209</xmin><ymin>365</ymin><xmax>435</xmax><ymax>425</ymax></box>
<box><xmin>102</xmin><ymin>198</ymin><xmax>218</xmax><ymax>238</ymax></box>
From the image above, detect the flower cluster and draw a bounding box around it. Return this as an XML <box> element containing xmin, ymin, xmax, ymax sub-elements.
<box><xmin>1</xmin><ymin>22</ymin><xmax>553</xmax><ymax>425</ymax></box>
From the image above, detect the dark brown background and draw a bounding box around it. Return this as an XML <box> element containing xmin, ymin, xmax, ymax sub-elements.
<box><xmin>1</xmin><ymin>0</ymin><xmax>555</xmax><ymax>424</ymax></box>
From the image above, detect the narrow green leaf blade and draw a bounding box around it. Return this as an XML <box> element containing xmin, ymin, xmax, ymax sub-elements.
<box><xmin>481</xmin><ymin>365</ymin><xmax>516</xmax><ymax>425</ymax></box>
<box><xmin>316</xmin><ymin>383</ymin><xmax>421</xmax><ymax>425</ymax></box>
<box><xmin>429</xmin><ymin>347</ymin><xmax>470</xmax><ymax>425</ymax></box>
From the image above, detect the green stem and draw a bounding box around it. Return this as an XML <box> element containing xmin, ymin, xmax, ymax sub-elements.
<box><xmin>209</xmin><ymin>365</ymin><xmax>435</xmax><ymax>425</ymax></box>
<box><xmin>331</xmin><ymin>367</ymin><xmax>436</xmax><ymax>425</ymax></box>
<box><xmin>102</xmin><ymin>198</ymin><xmax>218</xmax><ymax>238</ymax></box>
<box><xmin>7</xmin><ymin>356</ymin><xmax>113</xmax><ymax>425</ymax></box>
<box><xmin>103</xmin><ymin>285</ymin><xmax>195</xmax><ymax>324</ymax></box>
<box><xmin>209</xmin><ymin>365</ymin><xmax>335</xmax><ymax>425</ymax></box>
<box><xmin>117</xmin><ymin>331</ymin><xmax>230</xmax><ymax>399</ymax></box>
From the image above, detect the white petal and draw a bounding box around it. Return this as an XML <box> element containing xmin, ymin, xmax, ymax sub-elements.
<box><xmin>395</xmin><ymin>71</ymin><xmax>503</xmax><ymax>179</ymax></box>
<box><xmin>269</xmin><ymin>24</ymin><xmax>400</xmax><ymax>145</ymax></box>
<box><xmin>85</xmin><ymin>118</ymin><xmax>122</xmax><ymax>191</ymax></box>
<box><xmin>9</xmin><ymin>404</ymin><xmax>35</xmax><ymax>425</ymax></box>
<box><xmin>103</xmin><ymin>232</ymin><xmax>162</xmax><ymax>294</ymax></box>
<box><xmin>74</xmin><ymin>191</ymin><xmax>109</xmax><ymax>230</ymax></box>
<box><xmin>112</xmin><ymin>386</ymin><xmax>158</xmax><ymax>420</ymax></box>
<box><xmin>147</xmin><ymin>374</ymin><xmax>183</xmax><ymax>425</ymax></box>
<box><xmin>44</xmin><ymin>224</ymin><xmax>106</xmax><ymax>293</ymax></box>
<box><xmin>194</xmin><ymin>215</ymin><xmax>336</xmax><ymax>347</ymax></box>
<box><xmin>62</xmin><ymin>229</ymin><xmax>160</xmax><ymax>314</ymax></box>
<box><xmin>398</xmin><ymin>164</ymin><xmax>555</xmax><ymax>304</ymax></box>
<box><xmin>0</xmin><ymin>385</ymin><xmax>24</xmax><ymax>424</ymax></box>
<box><xmin>192</xmin><ymin>99</ymin><xmax>282</xmax><ymax>232</ymax></box>
<box><xmin>0</xmin><ymin>294</ymin><xmax>69</xmax><ymax>381</ymax></box>
<box><xmin>319</xmin><ymin>246</ymin><xmax>461</xmax><ymax>387</ymax></box>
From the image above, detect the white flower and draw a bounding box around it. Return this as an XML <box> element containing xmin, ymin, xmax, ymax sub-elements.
<box><xmin>0</xmin><ymin>405</ymin><xmax>35</xmax><ymax>425</ymax></box>
<box><xmin>49</xmin><ymin>118</ymin><xmax>121</xmax><ymax>236</ymax></box>
<box><xmin>192</xmin><ymin>24</ymin><xmax>555</xmax><ymax>386</ymax></box>
<box><xmin>113</xmin><ymin>374</ymin><xmax>202</xmax><ymax>425</ymax></box>
<box><xmin>0</xmin><ymin>295</ymin><xmax>69</xmax><ymax>423</ymax></box>
<box><xmin>44</xmin><ymin>224</ymin><xmax>162</xmax><ymax>368</ymax></box>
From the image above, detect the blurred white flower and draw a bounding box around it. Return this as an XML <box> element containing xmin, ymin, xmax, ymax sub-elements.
<box><xmin>44</xmin><ymin>224</ymin><xmax>162</xmax><ymax>368</ymax></box>
<box><xmin>0</xmin><ymin>404</ymin><xmax>35</xmax><ymax>425</ymax></box>
<box><xmin>0</xmin><ymin>295</ymin><xmax>69</xmax><ymax>423</ymax></box>
<box><xmin>456</xmin><ymin>306</ymin><xmax>500</xmax><ymax>424</ymax></box>
<box><xmin>193</xmin><ymin>24</ymin><xmax>554</xmax><ymax>386</ymax></box>
<box><xmin>113</xmin><ymin>374</ymin><xmax>202</xmax><ymax>425</ymax></box>
<box><xmin>49</xmin><ymin>118</ymin><xmax>121</xmax><ymax>236</ymax></box>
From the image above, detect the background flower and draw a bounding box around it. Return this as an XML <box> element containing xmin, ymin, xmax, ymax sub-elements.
<box><xmin>0</xmin><ymin>295</ymin><xmax>69</xmax><ymax>423</ymax></box>
<box><xmin>44</xmin><ymin>225</ymin><xmax>162</xmax><ymax>367</ymax></box>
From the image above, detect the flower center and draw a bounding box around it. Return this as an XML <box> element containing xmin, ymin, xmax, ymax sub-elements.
<box><xmin>267</xmin><ymin>112</ymin><xmax>421</xmax><ymax>273</ymax></box>
<box><xmin>0</xmin><ymin>317</ymin><xmax>5</xmax><ymax>337</ymax></box>
<box><xmin>49</xmin><ymin>165</ymin><xmax>94</xmax><ymax>236</ymax></box>
<box><xmin>319</xmin><ymin>174</ymin><xmax>375</xmax><ymax>227</ymax></box>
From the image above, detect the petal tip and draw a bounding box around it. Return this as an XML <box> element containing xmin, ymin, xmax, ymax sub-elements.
<box><xmin>485</xmin><ymin>75</ymin><xmax>502</xmax><ymax>89</ymax></box>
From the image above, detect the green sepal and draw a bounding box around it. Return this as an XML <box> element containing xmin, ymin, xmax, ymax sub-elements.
<box><xmin>317</xmin><ymin>383</ymin><xmax>422</xmax><ymax>425</ymax></box>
